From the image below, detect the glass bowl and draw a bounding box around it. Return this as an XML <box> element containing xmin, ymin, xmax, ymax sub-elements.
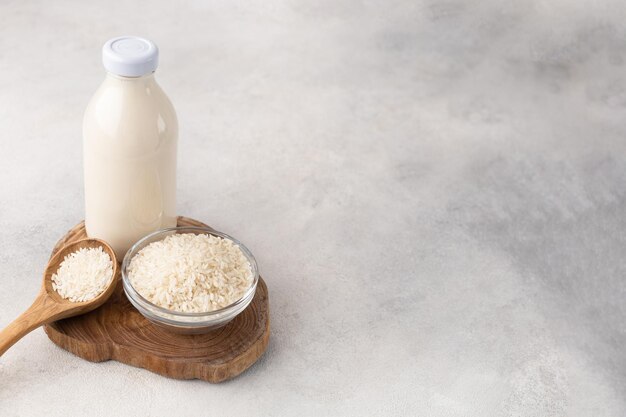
<box><xmin>121</xmin><ymin>226</ymin><xmax>259</xmax><ymax>334</ymax></box>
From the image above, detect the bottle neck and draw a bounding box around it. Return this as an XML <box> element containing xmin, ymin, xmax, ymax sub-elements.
<box><xmin>105</xmin><ymin>71</ymin><xmax>157</xmax><ymax>85</ymax></box>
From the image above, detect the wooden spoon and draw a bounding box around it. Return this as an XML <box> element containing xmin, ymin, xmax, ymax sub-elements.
<box><xmin>0</xmin><ymin>238</ymin><xmax>118</xmax><ymax>356</ymax></box>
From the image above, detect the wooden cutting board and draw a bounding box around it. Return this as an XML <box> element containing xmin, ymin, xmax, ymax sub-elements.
<box><xmin>44</xmin><ymin>217</ymin><xmax>270</xmax><ymax>383</ymax></box>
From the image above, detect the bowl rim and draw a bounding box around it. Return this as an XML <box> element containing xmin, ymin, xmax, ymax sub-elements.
<box><xmin>122</xmin><ymin>226</ymin><xmax>259</xmax><ymax>318</ymax></box>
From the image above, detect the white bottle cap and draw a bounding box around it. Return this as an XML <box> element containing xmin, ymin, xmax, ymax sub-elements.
<box><xmin>102</xmin><ymin>36</ymin><xmax>159</xmax><ymax>77</ymax></box>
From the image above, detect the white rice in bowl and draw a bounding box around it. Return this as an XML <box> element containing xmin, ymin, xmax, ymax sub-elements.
<box><xmin>127</xmin><ymin>233</ymin><xmax>254</xmax><ymax>313</ymax></box>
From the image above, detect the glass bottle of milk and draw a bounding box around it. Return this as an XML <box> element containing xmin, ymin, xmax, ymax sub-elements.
<box><xmin>83</xmin><ymin>36</ymin><xmax>178</xmax><ymax>258</ymax></box>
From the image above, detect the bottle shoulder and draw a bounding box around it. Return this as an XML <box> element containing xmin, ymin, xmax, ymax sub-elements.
<box><xmin>85</xmin><ymin>77</ymin><xmax>177</xmax><ymax>124</ymax></box>
<box><xmin>83</xmin><ymin>76</ymin><xmax>178</xmax><ymax>154</ymax></box>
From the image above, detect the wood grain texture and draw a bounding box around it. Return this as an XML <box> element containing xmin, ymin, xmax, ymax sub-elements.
<box><xmin>44</xmin><ymin>217</ymin><xmax>270</xmax><ymax>383</ymax></box>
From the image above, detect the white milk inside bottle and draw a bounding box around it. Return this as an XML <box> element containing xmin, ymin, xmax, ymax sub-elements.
<box><xmin>83</xmin><ymin>36</ymin><xmax>177</xmax><ymax>258</ymax></box>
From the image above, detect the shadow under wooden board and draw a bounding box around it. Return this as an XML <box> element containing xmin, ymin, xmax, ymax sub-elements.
<box><xmin>44</xmin><ymin>216</ymin><xmax>270</xmax><ymax>383</ymax></box>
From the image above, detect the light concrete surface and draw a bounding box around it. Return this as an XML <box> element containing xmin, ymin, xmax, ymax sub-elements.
<box><xmin>0</xmin><ymin>1</ymin><xmax>625</xmax><ymax>416</ymax></box>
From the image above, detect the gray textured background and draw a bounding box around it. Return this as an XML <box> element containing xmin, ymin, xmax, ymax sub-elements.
<box><xmin>1</xmin><ymin>1</ymin><xmax>625</xmax><ymax>416</ymax></box>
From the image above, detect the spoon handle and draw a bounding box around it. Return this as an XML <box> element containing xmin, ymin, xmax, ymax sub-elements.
<box><xmin>0</xmin><ymin>292</ymin><xmax>64</xmax><ymax>356</ymax></box>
